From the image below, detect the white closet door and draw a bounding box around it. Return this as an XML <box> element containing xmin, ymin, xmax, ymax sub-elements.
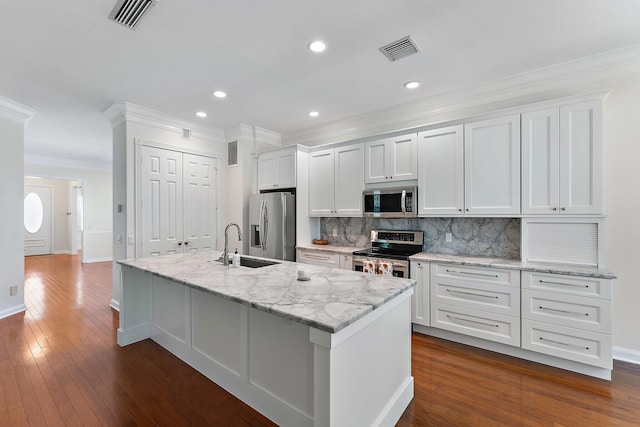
<box><xmin>24</xmin><ymin>185</ymin><xmax>52</xmax><ymax>256</ymax></box>
<box><xmin>183</xmin><ymin>153</ymin><xmax>217</xmax><ymax>252</ymax></box>
<box><xmin>140</xmin><ymin>146</ymin><xmax>183</xmax><ymax>257</ymax></box>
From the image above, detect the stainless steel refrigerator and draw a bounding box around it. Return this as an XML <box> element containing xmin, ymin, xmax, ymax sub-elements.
<box><xmin>249</xmin><ymin>192</ymin><xmax>295</xmax><ymax>261</ymax></box>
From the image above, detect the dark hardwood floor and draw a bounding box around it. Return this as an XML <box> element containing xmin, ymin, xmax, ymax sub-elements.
<box><xmin>1</xmin><ymin>254</ymin><xmax>638</xmax><ymax>426</ymax></box>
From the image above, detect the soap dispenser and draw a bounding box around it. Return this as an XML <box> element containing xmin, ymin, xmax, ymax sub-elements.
<box><xmin>232</xmin><ymin>249</ymin><xmax>240</xmax><ymax>267</ymax></box>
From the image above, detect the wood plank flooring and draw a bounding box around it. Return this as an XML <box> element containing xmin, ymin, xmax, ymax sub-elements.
<box><xmin>1</xmin><ymin>253</ymin><xmax>639</xmax><ymax>426</ymax></box>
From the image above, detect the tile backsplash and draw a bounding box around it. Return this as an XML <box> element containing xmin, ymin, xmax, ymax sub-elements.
<box><xmin>320</xmin><ymin>217</ymin><xmax>521</xmax><ymax>260</ymax></box>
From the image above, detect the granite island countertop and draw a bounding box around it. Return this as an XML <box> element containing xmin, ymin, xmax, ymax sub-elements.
<box><xmin>118</xmin><ymin>251</ymin><xmax>415</xmax><ymax>333</ymax></box>
<box><xmin>409</xmin><ymin>252</ymin><xmax>616</xmax><ymax>279</ymax></box>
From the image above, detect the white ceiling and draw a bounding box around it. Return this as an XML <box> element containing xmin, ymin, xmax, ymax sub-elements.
<box><xmin>2</xmin><ymin>0</ymin><xmax>640</xmax><ymax>169</ymax></box>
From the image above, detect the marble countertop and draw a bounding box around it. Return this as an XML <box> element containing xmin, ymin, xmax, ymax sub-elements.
<box><xmin>118</xmin><ymin>251</ymin><xmax>415</xmax><ymax>334</ymax></box>
<box><xmin>296</xmin><ymin>244</ymin><xmax>365</xmax><ymax>255</ymax></box>
<box><xmin>409</xmin><ymin>252</ymin><xmax>616</xmax><ymax>279</ymax></box>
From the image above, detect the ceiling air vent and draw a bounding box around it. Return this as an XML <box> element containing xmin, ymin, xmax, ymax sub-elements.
<box><xmin>109</xmin><ymin>0</ymin><xmax>156</xmax><ymax>30</ymax></box>
<box><xmin>379</xmin><ymin>36</ymin><xmax>420</xmax><ymax>62</ymax></box>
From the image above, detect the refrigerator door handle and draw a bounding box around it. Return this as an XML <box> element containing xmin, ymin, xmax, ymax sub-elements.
<box><xmin>258</xmin><ymin>200</ymin><xmax>265</xmax><ymax>250</ymax></box>
<box><xmin>262</xmin><ymin>204</ymin><xmax>269</xmax><ymax>251</ymax></box>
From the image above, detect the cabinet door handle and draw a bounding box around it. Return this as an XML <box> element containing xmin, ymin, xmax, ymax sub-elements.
<box><xmin>446</xmin><ymin>314</ymin><xmax>499</xmax><ymax>328</ymax></box>
<box><xmin>445</xmin><ymin>269</ymin><xmax>499</xmax><ymax>278</ymax></box>
<box><xmin>447</xmin><ymin>289</ymin><xmax>499</xmax><ymax>299</ymax></box>
<box><xmin>538</xmin><ymin>280</ymin><xmax>590</xmax><ymax>289</ymax></box>
<box><xmin>177</xmin><ymin>241</ymin><xmax>183</xmax><ymax>246</ymax></box>
<box><xmin>458</xmin><ymin>209</ymin><xmax>462</xmax><ymax>212</ymax></box>
<box><xmin>538</xmin><ymin>306</ymin><xmax>589</xmax><ymax>316</ymax></box>
<box><xmin>561</xmin><ymin>207</ymin><xmax>566</xmax><ymax>211</ymax></box>
<box><xmin>552</xmin><ymin>207</ymin><xmax>558</xmax><ymax>211</ymax></box>
<box><xmin>539</xmin><ymin>337</ymin><xmax>589</xmax><ymax>350</ymax></box>
<box><xmin>304</xmin><ymin>254</ymin><xmax>331</xmax><ymax>261</ymax></box>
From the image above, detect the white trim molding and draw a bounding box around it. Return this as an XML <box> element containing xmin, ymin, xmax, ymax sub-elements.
<box><xmin>103</xmin><ymin>101</ymin><xmax>225</xmax><ymax>143</ymax></box>
<box><xmin>283</xmin><ymin>44</ymin><xmax>640</xmax><ymax>147</ymax></box>
<box><xmin>614</xmin><ymin>346</ymin><xmax>640</xmax><ymax>365</ymax></box>
<box><xmin>0</xmin><ymin>96</ymin><xmax>35</xmax><ymax>124</ymax></box>
<box><xmin>0</xmin><ymin>304</ymin><xmax>27</xmax><ymax>320</ymax></box>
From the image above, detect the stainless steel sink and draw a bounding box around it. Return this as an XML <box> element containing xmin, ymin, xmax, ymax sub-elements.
<box><xmin>239</xmin><ymin>256</ymin><xmax>280</xmax><ymax>268</ymax></box>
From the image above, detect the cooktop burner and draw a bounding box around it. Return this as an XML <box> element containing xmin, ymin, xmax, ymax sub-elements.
<box><xmin>352</xmin><ymin>229</ymin><xmax>424</xmax><ymax>260</ymax></box>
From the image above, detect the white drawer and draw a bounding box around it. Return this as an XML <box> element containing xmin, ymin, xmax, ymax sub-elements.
<box><xmin>296</xmin><ymin>250</ymin><xmax>339</xmax><ymax>268</ymax></box>
<box><xmin>431</xmin><ymin>303</ymin><xmax>520</xmax><ymax>347</ymax></box>
<box><xmin>432</xmin><ymin>263</ymin><xmax>519</xmax><ymax>287</ymax></box>
<box><xmin>432</xmin><ymin>280</ymin><xmax>520</xmax><ymax>316</ymax></box>
<box><xmin>522</xmin><ymin>271</ymin><xmax>611</xmax><ymax>299</ymax></box>
<box><xmin>522</xmin><ymin>319</ymin><xmax>612</xmax><ymax>369</ymax></box>
<box><xmin>522</xmin><ymin>289</ymin><xmax>611</xmax><ymax>334</ymax></box>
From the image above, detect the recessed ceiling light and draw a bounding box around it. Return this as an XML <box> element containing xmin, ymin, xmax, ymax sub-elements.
<box><xmin>308</xmin><ymin>40</ymin><xmax>326</xmax><ymax>53</ymax></box>
<box><xmin>308</xmin><ymin>111</ymin><xmax>319</xmax><ymax>117</ymax></box>
<box><xmin>404</xmin><ymin>81</ymin><xmax>421</xmax><ymax>89</ymax></box>
<box><xmin>212</xmin><ymin>90</ymin><xmax>227</xmax><ymax>98</ymax></box>
<box><xmin>196</xmin><ymin>111</ymin><xmax>207</xmax><ymax>118</ymax></box>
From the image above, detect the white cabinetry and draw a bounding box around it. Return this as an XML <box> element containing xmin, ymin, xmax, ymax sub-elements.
<box><xmin>430</xmin><ymin>263</ymin><xmax>521</xmax><ymax>346</ymax></box>
<box><xmin>521</xmin><ymin>271</ymin><xmax>612</xmax><ymax>368</ymax></box>
<box><xmin>309</xmin><ymin>144</ymin><xmax>364</xmax><ymax>217</ymax></box>
<box><xmin>296</xmin><ymin>248</ymin><xmax>353</xmax><ymax>270</ymax></box>
<box><xmin>464</xmin><ymin>115</ymin><xmax>520</xmax><ymax>215</ymax></box>
<box><xmin>522</xmin><ymin>100</ymin><xmax>603</xmax><ymax>214</ymax></box>
<box><xmin>258</xmin><ymin>146</ymin><xmax>296</xmax><ymax>190</ymax></box>
<box><xmin>364</xmin><ymin>134</ymin><xmax>417</xmax><ymax>183</ymax></box>
<box><xmin>417</xmin><ymin>125</ymin><xmax>464</xmax><ymax>215</ymax></box>
<box><xmin>410</xmin><ymin>260</ymin><xmax>430</xmax><ymax>326</ymax></box>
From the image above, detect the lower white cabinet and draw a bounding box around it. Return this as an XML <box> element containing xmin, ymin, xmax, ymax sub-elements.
<box><xmin>410</xmin><ymin>260</ymin><xmax>429</xmax><ymax>326</ymax></box>
<box><xmin>430</xmin><ymin>262</ymin><xmax>521</xmax><ymax>346</ymax></box>
<box><xmin>296</xmin><ymin>248</ymin><xmax>353</xmax><ymax>270</ymax></box>
<box><xmin>296</xmin><ymin>249</ymin><xmax>339</xmax><ymax>268</ymax></box>
<box><xmin>521</xmin><ymin>271</ymin><xmax>612</xmax><ymax>368</ymax></box>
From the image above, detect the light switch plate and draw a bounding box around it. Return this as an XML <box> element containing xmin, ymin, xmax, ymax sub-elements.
<box><xmin>445</xmin><ymin>232</ymin><xmax>452</xmax><ymax>243</ymax></box>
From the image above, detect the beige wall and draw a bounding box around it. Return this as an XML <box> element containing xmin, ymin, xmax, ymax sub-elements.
<box><xmin>604</xmin><ymin>76</ymin><xmax>640</xmax><ymax>354</ymax></box>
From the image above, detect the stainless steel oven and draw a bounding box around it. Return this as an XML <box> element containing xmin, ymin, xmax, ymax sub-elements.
<box><xmin>352</xmin><ymin>230</ymin><xmax>424</xmax><ymax>279</ymax></box>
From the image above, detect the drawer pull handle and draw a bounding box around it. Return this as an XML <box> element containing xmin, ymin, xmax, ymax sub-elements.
<box><xmin>539</xmin><ymin>337</ymin><xmax>589</xmax><ymax>350</ymax></box>
<box><xmin>447</xmin><ymin>289</ymin><xmax>499</xmax><ymax>299</ymax></box>
<box><xmin>304</xmin><ymin>254</ymin><xmax>331</xmax><ymax>260</ymax></box>
<box><xmin>446</xmin><ymin>314</ymin><xmax>499</xmax><ymax>328</ymax></box>
<box><xmin>538</xmin><ymin>306</ymin><xmax>589</xmax><ymax>317</ymax></box>
<box><xmin>446</xmin><ymin>269</ymin><xmax>499</xmax><ymax>278</ymax></box>
<box><xmin>539</xmin><ymin>280</ymin><xmax>590</xmax><ymax>289</ymax></box>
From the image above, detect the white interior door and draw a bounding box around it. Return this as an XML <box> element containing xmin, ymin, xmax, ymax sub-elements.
<box><xmin>24</xmin><ymin>185</ymin><xmax>52</xmax><ymax>256</ymax></box>
<box><xmin>182</xmin><ymin>153</ymin><xmax>217</xmax><ymax>252</ymax></box>
<box><xmin>140</xmin><ymin>146</ymin><xmax>184</xmax><ymax>257</ymax></box>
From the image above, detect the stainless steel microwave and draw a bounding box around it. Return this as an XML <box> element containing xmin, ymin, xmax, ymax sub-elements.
<box><xmin>363</xmin><ymin>187</ymin><xmax>417</xmax><ymax>218</ymax></box>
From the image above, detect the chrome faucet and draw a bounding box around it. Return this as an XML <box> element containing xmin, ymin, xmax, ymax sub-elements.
<box><xmin>219</xmin><ymin>223</ymin><xmax>243</xmax><ymax>265</ymax></box>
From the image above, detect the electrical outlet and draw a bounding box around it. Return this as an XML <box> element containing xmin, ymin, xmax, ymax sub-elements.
<box><xmin>332</xmin><ymin>228</ymin><xmax>338</xmax><ymax>237</ymax></box>
<box><xmin>445</xmin><ymin>232</ymin><xmax>452</xmax><ymax>243</ymax></box>
<box><xmin>10</xmin><ymin>285</ymin><xmax>18</xmax><ymax>296</ymax></box>
<box><xmin>116</xmin><ymin>235</ymin><xmax>122</xmax><ymax>244</ymax></box>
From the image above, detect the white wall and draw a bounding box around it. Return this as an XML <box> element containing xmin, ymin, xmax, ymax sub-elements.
<box><xmin>603</xmin><ymin>76</ymin><xmax>640</xmax><ymax>355</ymax></box>
<box><xmin>0</xmin><ymin>113</ymin><xmax>27</xmax><ymax>318</ymax></box>
<box><xmin>23</xmin><ymin>163</ymin><xmax>113</xmax><ymax>263</ymax></box>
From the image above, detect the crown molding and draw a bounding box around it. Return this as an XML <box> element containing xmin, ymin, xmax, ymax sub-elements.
<box><xmin>224</xmin><ymin>123</ymin><xmax>254</xmax><ymax>142</ymax></box>
<box><xmin>24</xmin><ymin>153</ymin><xmax>112</xmax><ymax>171</ymax></box>
<box><xmin>0</xmin><ymin>96</ymin><xmax>35</xmax><ymax>124</ymax></box>
<box><xmin>103</xmin><ymin>101</ymin><xmax>225</xmax><ymax>143</ymax></box>
<box><xmin>253</xmin><ymin>126</ymin><xmax>282</xmax><ymax>147</ymax></box>
<box><xmin>283</xmin><ymin>44</ymin><xmax>640</xmax><ymax>146</ymax></box>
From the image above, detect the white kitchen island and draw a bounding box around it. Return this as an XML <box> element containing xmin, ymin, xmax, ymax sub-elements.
<box><xmin>117</xmin><ymin>251</ymin><xmax>415</xmax><ymax>427</ymax></box>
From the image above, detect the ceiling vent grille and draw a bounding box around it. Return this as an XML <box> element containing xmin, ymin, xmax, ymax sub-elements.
<box><xmin>379</xmin><ymin>36</ymin><xmax>420</xmax><ymax>62</ymax></box>
<box><xmin>109</xmin><ymin>0</ymin><xmax>156</xmax><ymax>30</ymax></box>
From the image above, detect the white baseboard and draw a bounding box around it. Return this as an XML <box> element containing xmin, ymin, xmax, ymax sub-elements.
<box><xmin>84</xmin><ymin>257</ymin><xmax>113</xmax><ymax>263</ymax></box>
<box><xmin>109</xmin><ymin>299</ymin><xmax>120</xmax><ymax>312</ymax></box>
<box><xmin>0</xmin><ymin>303</ymin><xmax>27</xmax><ymax>320</ymax></box>
<box><xmin>613</xmin><ymin>346</ymin><xmax>640</xmax><ymax>365</ymax></box>
<box><xmin>53</xmin><ymin>250</ymin><xmax>72</xmax><ymax>255</ymax></box>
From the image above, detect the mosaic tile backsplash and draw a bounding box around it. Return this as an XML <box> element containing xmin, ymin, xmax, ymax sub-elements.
<box><xmin>319</xmin><ymin>217</ymin><xmax>521</xmax><ymax>260</ymax></box>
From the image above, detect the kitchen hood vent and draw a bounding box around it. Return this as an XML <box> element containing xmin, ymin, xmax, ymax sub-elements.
<box><xmin>379</xmin><ymin>36</ymin><xmax>420</xmax><ymax>62</ymax></box>
<box><xmin>108</xmin><ymin>0</ymin><xmax>156</xmax><ymax>30</ymax></box>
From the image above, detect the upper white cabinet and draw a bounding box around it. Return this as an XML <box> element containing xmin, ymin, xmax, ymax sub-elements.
<box><xmin>258</xmin><ymin>146</ymin><xmax>296</xmax><ymax>190</ymax></box>
<box><xmin>417</xmin><ymin>125</ymin><xmax>464</xmax><ymax>215</ymax></box>
<box><xmin>464</xmin><ymin>115</ymin><xmax>521</xmax><ymax>215</ymax></box>
<box><xmin>309</xmin><ymin>143</ymin><xmax>364</xmax><ymax>217</ymax></box>
<box><xmin>364</xmin><ymin>134</ymin><xmax>417</xmax><ymax>183</ymax></box>
<box><xmin>522</xmin><ymin>100</ymin><xmax>603</xmax><ymax>214</ymax></box>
